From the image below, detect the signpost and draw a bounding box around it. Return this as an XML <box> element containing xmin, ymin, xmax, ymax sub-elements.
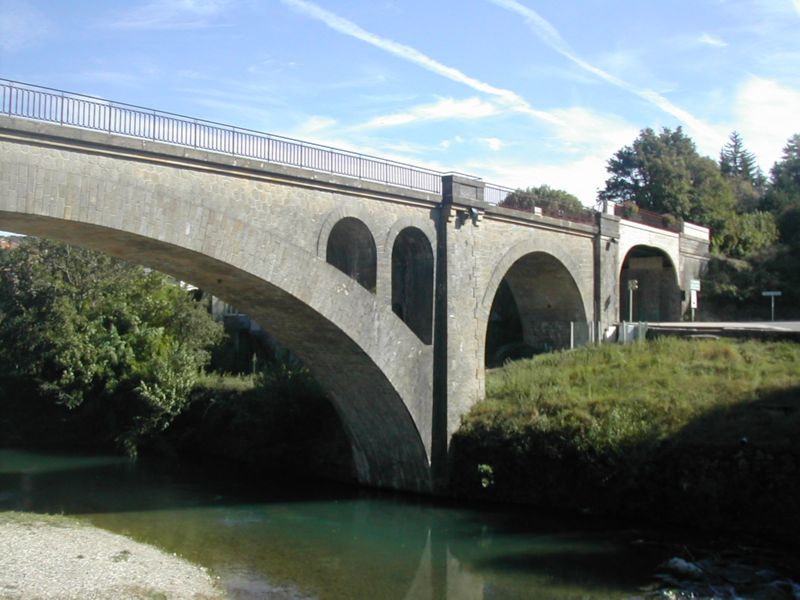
<box><xmin>689</xmin><ymin>279</ymin><xmax>701</xmax><ymax>322</ymax></box>
<box><xmin>762</xmin><ymin>291</ymin><xmax>782</xmax><ymax>322</ymax></box>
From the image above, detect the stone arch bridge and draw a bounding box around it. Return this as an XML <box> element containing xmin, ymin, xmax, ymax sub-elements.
<box><xmin>0</xmin><ymin>82</ymin><xmax>709</xmax><ymax>493</ymax></box>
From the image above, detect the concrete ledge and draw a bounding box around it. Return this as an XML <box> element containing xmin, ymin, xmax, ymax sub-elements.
<box><xmin>0</xmin><ymin>115</ymin><xmax>440</xmax><ymax>208</ymax></box>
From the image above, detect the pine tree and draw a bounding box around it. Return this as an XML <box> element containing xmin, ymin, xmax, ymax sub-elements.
<box><xmin>720</xmin><ymin>131</ymin><xmax>758</xmax><ymax>183</ymax></box>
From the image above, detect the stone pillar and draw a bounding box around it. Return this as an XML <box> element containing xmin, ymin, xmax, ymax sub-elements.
<box><xmin>595</xmin><ymin>212</ymin><xmax>621</xmax><ymax>339</ymax></box>
<box><xmin>432</xmin><ymin>175</ymin><xmax>486</xmax><ymax>491</ymax></box>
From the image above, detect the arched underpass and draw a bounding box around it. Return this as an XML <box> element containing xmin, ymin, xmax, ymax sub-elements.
<box><xmin>485</xmin><ymin>251</ymin><xmax>588</xmax><ymax>368</ymax></box>
<box><xmin>0</xmin><ymin>212</ymin><xmax>433</xmax><ymax>492</ymax></box>
<box><xmin>619</xmin><ymin>245</ymin><xmax>681</xmax><ymax>322</ymax></box>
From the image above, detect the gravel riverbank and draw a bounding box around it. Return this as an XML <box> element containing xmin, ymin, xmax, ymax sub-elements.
<box><xmin>0</xmin><ymin>512</ymin><xmax>224</xmax><ymax>600</ymax></box>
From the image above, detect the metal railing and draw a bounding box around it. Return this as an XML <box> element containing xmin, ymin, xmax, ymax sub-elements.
<box><xmin>486</xmin><ymin>182</ymin><xmax>597</xmax><ymax>224</ymax></box>
<box><xmin>0</xmin><ymin>79</ymin><xmax>444</xmax><ymax>194</ymax></box>
<box><xmin>614</xmin><ymin>203</ymin><xmax>682</xmax><ymax>233</ymax></box>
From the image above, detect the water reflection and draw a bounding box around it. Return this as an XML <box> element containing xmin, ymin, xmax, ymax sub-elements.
<box><xmin>0</xmin><ymin>448</ymin><xmax>667</xmax><ymax>599</ymax></box>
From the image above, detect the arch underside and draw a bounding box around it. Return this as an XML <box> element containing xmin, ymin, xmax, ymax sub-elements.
<box><xmin>0</xmin><ymin>212</ymin><xmax>432</xmax><ymax>492</ymax></box>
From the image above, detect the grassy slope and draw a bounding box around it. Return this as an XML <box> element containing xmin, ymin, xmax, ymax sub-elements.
<box><xmin>450</xmin><ymin>338</ymin><xmax>800</xmax><ymax>543</ymax></box>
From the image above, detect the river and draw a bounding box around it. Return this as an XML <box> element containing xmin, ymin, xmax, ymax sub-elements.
<box><xmin>1</xmin><ymin>448</ymin><xmax>797</xmax><ymax>599</ymax></box>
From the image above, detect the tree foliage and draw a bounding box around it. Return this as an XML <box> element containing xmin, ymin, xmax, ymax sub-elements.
<box><xmin>763</xmin><ymin>133</ymin><xmax>800</xmax><ymax>246</ymax></box>
<box><xmin>598</xmin><ymin>127</ymin><xmax>736</xmax><ymax>229</ymax></box>
<box><xmin>0</xmin><ymin>238</ymin><xmax>223</xmax><ymax>452</ymax></box>
<box><xmin>711</xmin><ymin>211</ymin><xmax>778</xmax><ymax>259</ymax></box>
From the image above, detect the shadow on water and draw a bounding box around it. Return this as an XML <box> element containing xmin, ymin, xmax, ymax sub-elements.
<box><xmin>0</xmin><ymin>448</ymin><xmax>677</xmax><ymax>599</ymax></box>
<box><xmin>0</xmin><ymin>447</ymin><xmax>366</xmax><ymax>515</ymax></box>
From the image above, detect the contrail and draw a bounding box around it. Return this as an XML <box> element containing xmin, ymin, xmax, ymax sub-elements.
<box><xmin>489</xmin><ymin>0</ymin><xmax>724</xmax><ymax>148</ymax></box>
<box><xmin>280</xmin><ymin>0</ymin><xmax>563</xmax><ymax>126</ymax></box>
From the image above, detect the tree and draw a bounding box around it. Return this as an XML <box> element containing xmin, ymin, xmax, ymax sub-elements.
<box><xmin>720</xmin><ymin>131</ymin><xmax>758</xmax><ymax>182</ymax></box>
<box><xmin>763</xmin><ymin>133</ymin><xmax>800</xmax><ymax>245</ymax></box>
<box><xmin>499</xmin><ymin>185</ymin><xmax>586</xmax><ymax>217</ymax></box>
<box><xmin>0</xmin><ymin>238</ymin><xmax>223</xmax><ymax>452</ymax></box>
<box><xmin>598</xmin><ymin>127</ymin><xmax>736</xmax><ymax>227</ymax></box>
<box><xmin>719</xmin><ymin>131</ymin><xmax>766</xmax><ymax>212</ymax></box>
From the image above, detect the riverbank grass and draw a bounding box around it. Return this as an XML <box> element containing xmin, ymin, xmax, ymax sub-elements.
<box><xmin>450</xmin><ymin>338</ymin><xmax>800</xmax><ymax>544</ymax></box>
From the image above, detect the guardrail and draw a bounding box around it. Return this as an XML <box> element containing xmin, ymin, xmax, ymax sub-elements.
<box><xmin>0</xmin><ymin>79</ymin><xmax>444</xmax><ymax>194</ymax></box>
<box><xmin>486</xmin><ymin>183</ymin><xmax>597</xmax><ymax>224</ymax></box>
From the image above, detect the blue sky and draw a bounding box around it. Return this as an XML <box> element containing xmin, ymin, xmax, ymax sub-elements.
<box><xmin>1</xmin><ymin>0</ymin><xmax>799</xmax><ymax>204</ymax></box>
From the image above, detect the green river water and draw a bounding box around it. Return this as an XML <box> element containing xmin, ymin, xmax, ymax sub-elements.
<box><xmin>0</xmin><ymin>448</ymin><xmax>796</xmax><ymax>599</ymax></box>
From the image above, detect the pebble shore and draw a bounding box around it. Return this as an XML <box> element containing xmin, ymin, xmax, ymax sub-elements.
<box><xmin>0</xmin><ymin>512</ymin><xmax>224</xmax><ymax>600</ymax></box>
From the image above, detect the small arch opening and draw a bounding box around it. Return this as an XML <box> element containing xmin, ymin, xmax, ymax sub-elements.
<box><xmin>392</xmin><ymin>227</ymin><xmax>433</xmax><ymax>344</ymax></box>
<box><xmin>326</xmin><ymin>217</ymin><xmax>377</xmax><ymax>292</ymax></box>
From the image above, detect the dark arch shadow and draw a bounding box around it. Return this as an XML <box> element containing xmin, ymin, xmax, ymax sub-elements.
<box><xmin>392</xmin><ymin>227</ymin><xmax>433</xmax><ymax>345</ymax></box>
<box><xmin>619</xmin><ymin>246</ymin><xmax>680</xmax><ymax>322</ymax></box>
<box><xmin>326</xmin><ymin>217</ymin><xmax>377</xmax><ymax>293</ymax></box>
<box><xmin>485</xmin><ymin>252</ymin><xmax>587</xmax><ymax>367</ymax></box>
<box><xmin>0</xmin><ymin>212</ymin><xmax>431</xmax><ymax>492</ymax></box>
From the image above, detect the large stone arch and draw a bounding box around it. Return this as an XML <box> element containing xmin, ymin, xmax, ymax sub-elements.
<box><xmin>619</xmin><ymin>245</ymin><xmax>681</xmax><ymax>322</ymax></box>
<box><xmin>0</xmin><ymin>137</ymin><xmax>434</xmax><ymax>493</ymax></box>
<box><xmin>481</xmin><ymin>241</ymin><xmax>591</xmax><ymax>367</ymax></box>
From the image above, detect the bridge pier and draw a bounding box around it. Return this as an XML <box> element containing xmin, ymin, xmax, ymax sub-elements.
<box><xmin>431</xmin><ymin>175</ymin><xmax>487</xmax><ymax>490</ymax></box>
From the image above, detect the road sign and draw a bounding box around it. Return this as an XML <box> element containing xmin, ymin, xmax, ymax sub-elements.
<box><xmin>690</xmin><ymin>289</ymin><xmax>698</xmax><ymax>310</ymax></box>
<box><xmin>762</xmin><ymin>291</ymin><xmax>781</xmax><ymax>321</ymax></box>
<box><xmin>690</xmin><ymin>279</ymin><xmax>701</xmax><ymax>292</ymax></box>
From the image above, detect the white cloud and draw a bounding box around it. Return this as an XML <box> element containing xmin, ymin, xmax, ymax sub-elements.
<box><xmin>480</xmin><ymin>137</ymin><xmax>505</xmax><ymax>151</ymax></box>
<box><xmin>297</xmin><ymin>116</ymin><xmax>338</xmax><ymax>133</ymax></box>
<box><xmin>355</xmin><ymin>97</ymin><xmax>501</xmax><ymax>130</ymax></box>
<box><xmin>106</xmin><ymin>0</ymin><xmax>231</xmax><ymax>30</ymax></box>
<box><xmin>489</xmin><ymin>0</ymin><xmax>726</xmax><ymax>151</ymax></box>
<box><xmin>733</xmin><ymin>77</ymin><xmax>800</xmax><ymax>170</ymax></box>
<box><xmin>473</xmin><ymin>154</ymin><xmax>611</xmax><ymax>207</ymax></box>
<box><xmin>439</xmin><ymin>136</ymin><xmax>465</xmax><ymax>149</ymax></box>
<box><xmin>794</xmin><ymin>0</ymin><xmax>800</xmax><ymax>15</ymax></box>
<box><xmin>698</xmin><ymin>33</ymin><xmax>728</xmax><ymax>48</ymax></box>
<box><xmin>0</xmin><ymin>0</ymin><xmax>49</xmax><ymax>51</ymax></box>
<box><xmin>280</xmin><ymin>0</ymin><xmax>563</xmax><ymax>126</ymax></box>
<box><xmin>549</xmin><ymin>107</ymin><xmax>639</xmax><ymax>155</ymax></box>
